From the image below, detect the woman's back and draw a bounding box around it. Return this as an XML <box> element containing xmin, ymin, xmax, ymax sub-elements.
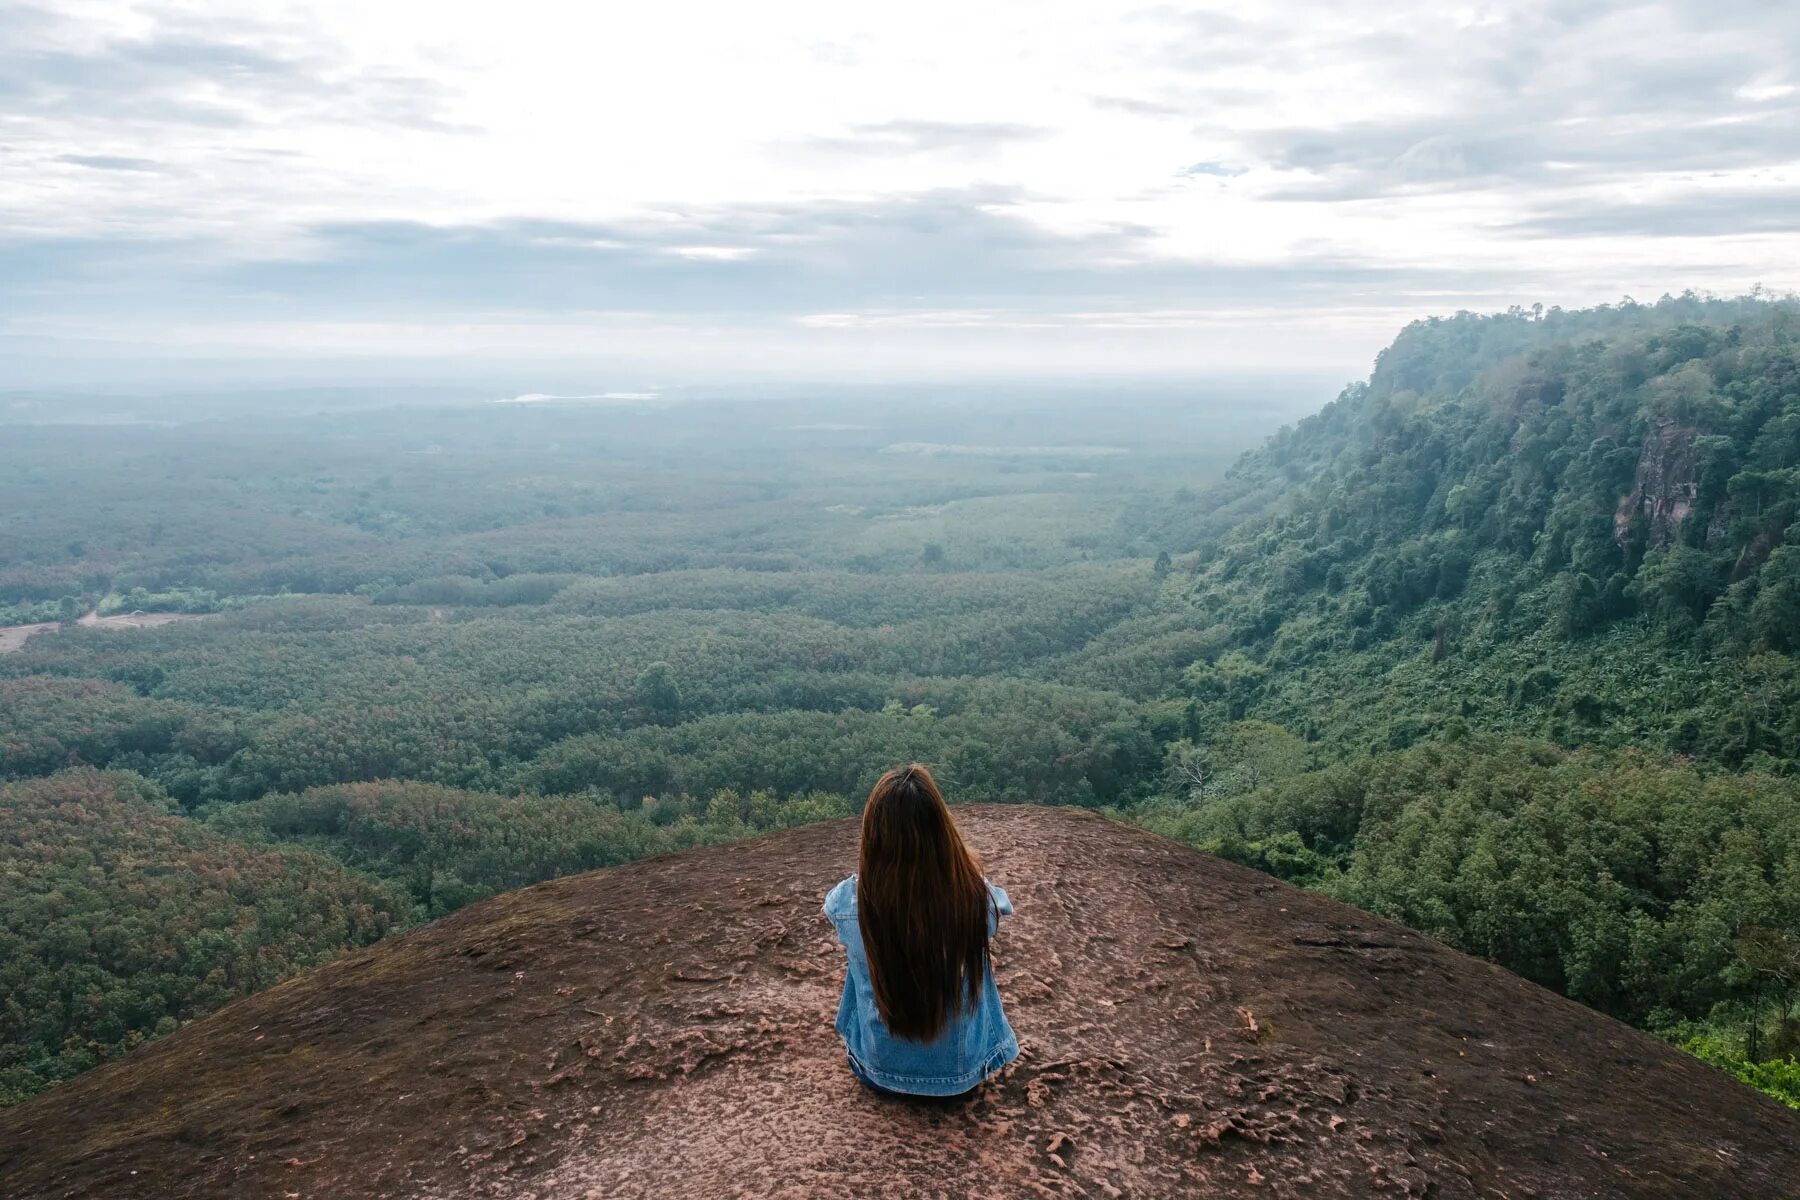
<box><xmin>824</xmin><ymin>874</ymin><xmax>1018</xmax><ymax>1095</ymax></box>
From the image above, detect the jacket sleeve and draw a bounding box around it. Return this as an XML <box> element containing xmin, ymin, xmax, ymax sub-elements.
<box><xmin>986</xmin><ymin>880</ymin><xmax>1014</xmax><ymax>919</ymax></box>
<box><xmin>822</xmin><ymin>875</ymin><xmax>856</xmax><ymax>936</ymax></box>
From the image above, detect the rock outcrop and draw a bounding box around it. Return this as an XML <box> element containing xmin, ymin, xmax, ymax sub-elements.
<box><xmin>1614</xmin><ymin>420</ymin><xmax>1702</xmax><ymax>548</ymax></box>
<box><xmin>2</xmin><ymin>806</ymin><xmax>1795</xmax><ymax>1198</ymax></box>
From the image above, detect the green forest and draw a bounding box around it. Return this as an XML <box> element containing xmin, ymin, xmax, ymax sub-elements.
<box><xmin>4</xmin><ymin>296</ymin><xmax>1799</xmax><ymax>1109</ymax></box>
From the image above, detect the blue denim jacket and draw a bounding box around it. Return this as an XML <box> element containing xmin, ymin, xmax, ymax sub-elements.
<box><xmin>823</xmin><ymin>874</ymin><xmax>1019</xmax><ymax>1096</ymax></box>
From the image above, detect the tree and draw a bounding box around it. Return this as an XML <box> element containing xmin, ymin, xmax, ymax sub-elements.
<box><xmin>1212</xmin><ymin>720</ymin><xmax>1310</xmax><ymax>792</ymax></box>
<box><xmin>633</xmin><ymin>662</ymin><xmax>683</xmax><ymax>723</ymax></box>
<box><xmin>1631</xmin><ymin>545</ymin><xmax>1720</xmax><ymax>634</ymax></box>
<box><xmin>1183</xmin><ymin>652</ymin><xmax>1267</xmax><ymax>719</ymax></box>
<box><xmin>1551</xmin><ymin>571</ymin><xmax>1601</xmax><ymax>638</ymax></box>
<box><xmin>1737</xmin><ymin>928</ymin><xmax>1800</xmax><ymax>1021</ymax></box>
<box><xmin>1751</xmin><ymin>546</ymin><xmax>1800</xmax><ymax>652</ymax></box>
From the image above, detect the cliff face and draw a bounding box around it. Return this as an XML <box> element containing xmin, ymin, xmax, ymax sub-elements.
<box><xmin>1614</xmin><ymin>420</ymin><xmax>1703</xmax><ymax>549</ymax></box>
<box><xmin>2</xmin><ymin>806</ymin><xmax>1795</xmax><ymax>1199</ymax></box>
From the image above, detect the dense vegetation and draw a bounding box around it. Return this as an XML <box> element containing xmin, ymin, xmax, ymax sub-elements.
<box><xmin>3</xmin><ymin>297</ymin><xmax>1798</xmax><ymax>1109</ymax></box>
<box><xmin>1166</xmin><ymin>293</ymin><xmax>1800</xmax><ymax>765</ymax></box>
<box><xmin>0</xmin><ymin>770</ymin><xmax>406</xmax><ymax>1105</ymax></box>
<box><xmin>1136</xmin><ymin>739</ymin><xmax>1800</xmax><ymax>1035</ymax></box>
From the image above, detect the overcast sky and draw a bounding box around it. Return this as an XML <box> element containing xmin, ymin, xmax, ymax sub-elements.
<box><xmin>3</xmin><ymin>0</ymin><xmax>1797</xmax><ymax>384</ymax></box>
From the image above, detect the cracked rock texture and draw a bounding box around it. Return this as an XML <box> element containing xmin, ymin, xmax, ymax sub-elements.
<box><xmin>3</xmin><ymin>806</ymin><xmax>1796</xmax><ymax>1198</ymax></box>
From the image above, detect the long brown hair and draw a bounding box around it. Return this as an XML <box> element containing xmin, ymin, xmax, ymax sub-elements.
<box><xmin>856</xmin><ymin>763</ymin><xmax>992</xmax><ymax>1042</ymax></box>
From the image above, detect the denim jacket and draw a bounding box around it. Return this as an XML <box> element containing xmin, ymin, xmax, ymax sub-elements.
<box><xmin>823</xmin><ymin>874</ymin><xmax>1019</xmax><ymax>1096</ymax></box>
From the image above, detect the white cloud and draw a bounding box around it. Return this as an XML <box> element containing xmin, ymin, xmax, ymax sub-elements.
<box><xmin>1736</xmin><ymin>81</ymin><xmax>1797</xmax><ymax>103</ymax></box>
<box><xmin>667</xmin><ymin>245</ymin><xmax>759</xmax><ymax>262</ymax></box>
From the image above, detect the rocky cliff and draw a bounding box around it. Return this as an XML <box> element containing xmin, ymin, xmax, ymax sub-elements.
<box><xmin>2</xmin><ymin>806</ymin><xmax>1795</xmax><ymax>1198</ymax></box>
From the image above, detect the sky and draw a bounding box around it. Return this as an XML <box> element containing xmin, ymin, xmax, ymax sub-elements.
<box><xmin>2</xmin><ymin>0</ymin><xmax>1798</xmax><ymax>385</ymax></box>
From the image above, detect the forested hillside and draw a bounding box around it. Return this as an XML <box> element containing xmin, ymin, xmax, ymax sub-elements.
<box><xmin>0</xmin><ymin>771</ymin><xmax>407</xmax><ymax>1105</ymax></box>
<box><xmin>3</xmin><ymin>298</ymin><xmax>1798</xmax><ymax>1111</ymax></box>
<box><xmin>1160</xmin><ymin>294</ymin><xmax>1800</xmax><ymax>763</ymax></box>
<box><xmin>1131</xmin><ymin>295</ymin><xmax>1800</xmax><ymax>1103</ymax></box>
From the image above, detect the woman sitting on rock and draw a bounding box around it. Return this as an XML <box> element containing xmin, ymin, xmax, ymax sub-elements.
<box><xmin>822</xmin><ymin>762</ymin><xmax>1019</xmax><ymax>1098</ymax></box>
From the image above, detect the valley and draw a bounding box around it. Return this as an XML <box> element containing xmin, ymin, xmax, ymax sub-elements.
<box><xmin>2</xmin><ymin>296</ymin><xmax>1798</xmax><ymax>1116</ymax></box>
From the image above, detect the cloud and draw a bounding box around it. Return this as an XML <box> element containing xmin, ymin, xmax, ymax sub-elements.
<box><xmin>55</xmin><ymin>154</ymin><xmax>164</xmax><ymax>172</ymax></box>
<box><xmin>1208</xmin><ymin>2</ymin><xmax>1800</xmax><ymax>200</ymax></box>
<box><xmin>1502</xmin><ymin>187</ymin><xmax>1800</xmax><ymax>239</ymax></box>
<box><xmin>1256</xmin><ymin>105</ymin><xmax>1800</xmax><ymax>200</ymax></box>
<box><xmin>1180</xmin><ymin>161</ymin><xmax>1245</xmax><ymax>178</ymax></box>
<box><xmin>786</xmin><ymin>120</ymin><xmax>1045</xmax><ymax>159</ymax></box>
<box><xmin>1</xmin><ymin>0</ymin><xmax>1797</xmax><ymax>379</ymax></box>
<box><xmin>1089</xmin><ymin>95</ymin><xmax>1188</xmax><ymax>118</ymax></box>
<box><xmin>0</xmin><ymin>1</ymin><xmax>458</xmax><ymax>131</ymax></box>
<box><xmin>208</xmin><ymin>191</ymin><xmax>1171</xmax><ymax>313</ymax></box>
<box><xmin>0</xmin><ymin>187</ymin><xmax>1527</xmax><ymax>329</ymax></box>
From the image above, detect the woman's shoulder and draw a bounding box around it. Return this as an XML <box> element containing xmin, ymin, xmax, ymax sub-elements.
<box><xmin>823</xmin><ymin>874</ymin><xmax>1009</xmax><ymax>918</ymax></box>
<box><xmin>822</xmin><ymin>873</ymin><xmax>857</xmax><ymax>919</ymax></box>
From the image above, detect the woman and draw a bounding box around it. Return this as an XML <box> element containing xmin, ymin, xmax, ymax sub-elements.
<box><xmin>822</xmin><ymin>763</ymin><xmax>1019</xmax><ymax>1098</ymax></box>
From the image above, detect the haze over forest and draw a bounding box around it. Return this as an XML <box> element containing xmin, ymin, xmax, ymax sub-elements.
<box><xmin>3</xmin><ymin>1</ymin><xmax>1800</xmax><ymax>1193</ymax></box>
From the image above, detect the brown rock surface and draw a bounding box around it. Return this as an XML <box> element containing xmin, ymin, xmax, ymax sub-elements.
<box><xmin>2</xmin><ymin>806</ymin><xmax>1795</xmax><ymax>1198</ymax></box>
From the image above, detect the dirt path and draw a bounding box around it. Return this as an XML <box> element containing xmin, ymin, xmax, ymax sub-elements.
<box><xmin>2</xmin><ymin>807</ymin><xmax>1794</xmax><ymax>1198</ymax></box>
